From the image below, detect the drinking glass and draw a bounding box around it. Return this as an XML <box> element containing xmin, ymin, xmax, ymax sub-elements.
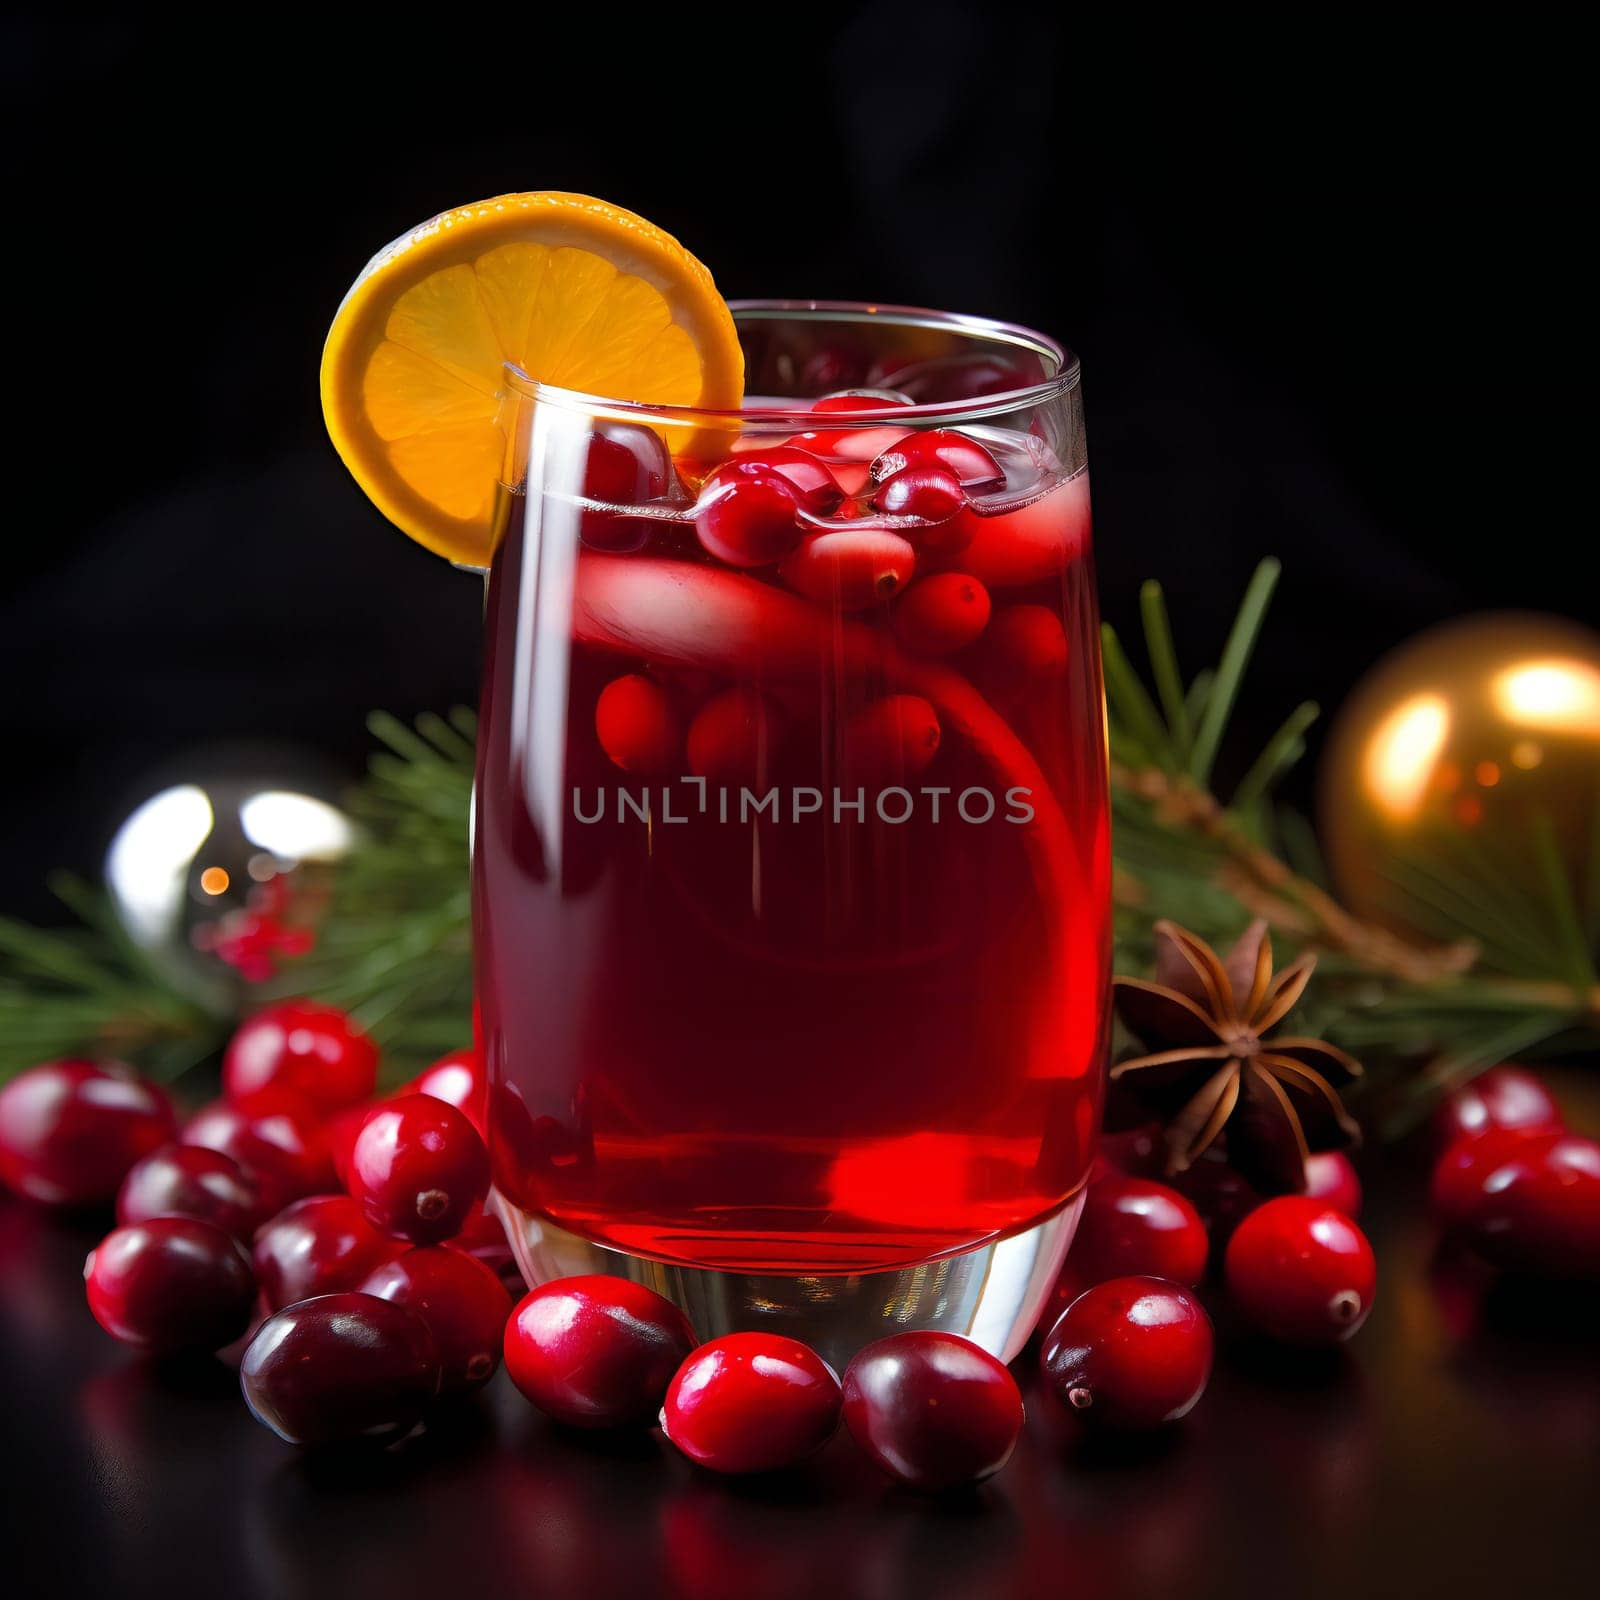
<box><xmin>475</xmin><ymin>303</ymin><xmax>1109</xmax><ymax>1364</ymax></box>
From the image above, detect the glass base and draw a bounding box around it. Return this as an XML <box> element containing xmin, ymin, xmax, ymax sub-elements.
<box><xmin>494</xmin><ymin>1192</ymin><xmax>1085</xmax><ymax>1370</ymax></box>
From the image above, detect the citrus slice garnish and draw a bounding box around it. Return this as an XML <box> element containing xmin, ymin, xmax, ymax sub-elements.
<box><xmin>321</xmin><ymin>192</ymin><xmax>744</xmax><ymax>565</ymax></box>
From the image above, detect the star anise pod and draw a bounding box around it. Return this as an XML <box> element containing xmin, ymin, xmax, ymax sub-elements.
<box><xmin>1111</xmin><ymin>919</ymin><xmax>1361</xmax><ymax>1194</ymax></box>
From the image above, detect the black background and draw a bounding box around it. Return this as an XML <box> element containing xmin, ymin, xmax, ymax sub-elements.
<box><xmin>1</xmin><ymin>9</ymin><xmax>1592</xmax><ymax>918</ymax></box>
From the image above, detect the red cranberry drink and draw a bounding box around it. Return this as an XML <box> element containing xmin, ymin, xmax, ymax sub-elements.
<box><xmin>323</xmin><ymin>199</ymin><xmax>1109</xmax><ymax>1361</ymax></box>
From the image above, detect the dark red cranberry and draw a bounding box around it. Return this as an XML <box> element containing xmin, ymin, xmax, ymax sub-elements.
<box><xmin>711</xmin><ymin>448</ymin><xmax>842</xmax><ymax>515</ymax></box>
<box><xmin>223</xmin><ymin>1000</ymin><xmax>378</xmax><ymax>1114</ymax></box>
<box><xmin>0</xmin><ymin>1060</ymin><xmax>176</xmax><ymax>1208</ymax></box>
<box><xmin>360</xmin><ymin>1246</ymin><xmax>513</xmax><ymax>1393</ymax></box>
<box><xmin>240</xmin><ymin>1292</ymin><xmax>441</xmax><ymax>1446</ymax></box>
<box><xmin>1094</xmin><ymin>1124</ymin><xmax>1164</xmax><ymax>1179</ymax></box>
<box><xmin>693</xmin><ymin>469</ymin><xmax>804</xmax><ymax>567</ymax></box>
<box><xmin>348</xmin><ymin>1095</ymin><xmax>489</xmax><ymax>1244</ymax></box>
<box><xmin>875</xmin><ymin>463</ymin><xmax>965</xmax><ymax>523</ymax></box>
<box><xmin>780</xmin><ymin>530</ymin><xmax>917</xmax><ymax>610</ymax></box>
<box><xmin>842</xmin><ymin>1332</ymin><xmax>1023</xmax><ymax>1491</ymax></box>
<box><xmin>798</xmin><ymin>347</ymin><xmax>869</xmax><ymax>394</ymax></box>
<box><xmin>1046</xmin><ymin>1173</ymin><xmax>1208</xmax><ymax>1325</ymax></box>
<box><xmin>1431</xmin><ymin>1064</ymin><xmax>1562</xmax><ymax>1154</ymax></box>
<box><xmin>841</xmin><ymin>694</ymin><xmax>942</xmax><ymax>786</ymax></box>
<box><xmin>327</xmin><ymin>1101</ymin><xmax>373</xmax><ymax>1189</ymax></box>
<box><xmin>116</xmin><ymin>1143</ymin><xmax>265</xmax><ymax>1240</ymax></box>
<box><xmin>252</xmin><ymin>1193</ymin><xmax>404</xmax><ymax>1310</ymax></box>
<box><xmin>1224</xmin><ymin>1197</ymin><xmax>1376</xmax><ymax>1345</ymax></box>
<box><xmin>400</xmin><ymin>1048</ymin><xmax>488</xmax><ymax>1135</ymax></box>
<box><xmin>685</xmin><ymin>688</ymin><xmax>786</xmax><ymax>787</ymax></box>
<box><xmin>505</xmin><ymin>1274</ymin><xmax>695</xmax><ymax>1427</ymax></box>
<box><xmin>1439</xmin><ymin>1130</ymin><xmax>1600</xmax><ymax>1277</ymax></box>
<box><xmin>1430</xmin><ymin>1126</ymin><xmax>1545</xmax><ymax>1229</ymax></box>
<box><xmin>978</xmin><ymin>604</ymin><xmax>1070</xmax><ymax>694</ymax></box>
<box><xmin>661</xmin><ymin>1333</ymin><xmax>841</xmax><ymax>1474</ymax></box>
<box><xmin>446</xmin><ymin>1201</ymin><xmax>523</xmax><ymax>1292</ymax></box>
<box><xmin>1304</xmin><ymin>1150</ymin><xmax>1363</xmax><ymax>1218</ymax></box>
<box><xmin>84</xmin><ymin>1216</ymin><xmax>256</xmax><ymax>1353</ymax></box>
<box><xmin>595</xmin><ymin>674</ymin><xmax>682</xmax><ymax>776</ymax></box>
<box><xmin>1166</xmin><ymin>1148</ymin><xmax>1265</xmax><ymax>1248</ymax></box>
<box><xmin>1040</xmin><ymin>1277</ymin><xmax>1213</xmax><ymax>1429</ymax></box>
<box><xmin>577</xmin><ymin>423</ymin><xmax>673</xmax><ymax>552</ymax></box>
<box><xmin>871</xmin><ymin>429</ymin><xmax>1004</xmax><ymax>492</ymax></box>
<box><xmin>181</xmin><ymin>1089</ymin><xmax>335</xmax><ymax>1211</ymax></box>
<box><xmin>892</xmin><ymin>574</ymin><xmax>991</xmax><ymax>657</ymax></box>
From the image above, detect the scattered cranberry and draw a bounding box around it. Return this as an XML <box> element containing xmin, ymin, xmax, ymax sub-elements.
<box><xmin>0</xmin><ymin>1060</ymin><xmax>176</xmax><ymax>1208</ymax></box>
<box><xmin>116</xmin><ymin>1143</ymin><xmax>265</xmax><ymax>1240</ymax></box>
<box><xmin>979</xmin><ymin>604</ymin><xmax>1070</xmax><ymax>693</ymax></box>
<box><xmin>84</xmin><ymin>1216</ymin><xmax>255</xmax><ymax>1354</ymax></box>
<box><xmin>780</xmin><ymin>530</ymin><xmax>917</xmax><ymax>610</ymax></box>
<box><xmin>348</xmin><ymin>1095</ymin><xmax>489</xmax><ymax>1245</ymax></box>
<box><xmin>504</xmin><ymin>1274</ymin><xmax>695</xmax><ymax>1427</ymax></box>
<box><xmin>1047</xmin><ymin>1173</ymin><xmax>1208</xmax><ymax>1324</ymax></box>
<box><xmin>446</xmin><ymin>1201</ymin><xmax>522</xmax><ymax>1291</ymax></box>
<box><xmin>1304</xmin><ymin>1150</ymin><xmax>1363</xmax><ymax>1218</ymax></box>
<box><xmin>842</xmin><ymin>1332</ymin><xmax>1023</xmax><ymax>1491</ymax></box>
<box><xmin>841</xmin><ymin>694</ymin><xmax>942</xmax><ymax>788</ymax></box>
<box><xmin>240</xmin><ymin>1292</ymin><xmax>440</xmax><ymax>1446</ymax></box>
<box><xmin>1225</xmin><ymin>1197</ymin><xmax>1376</xmax><ymax>1345</ymax></box>
<box><xmin>892</xmin><ymin>574</ymin><xmax>991</xmax><ymax>657</ymax></box>
<box><xmin>223</xmin><ymin>1001</ymin><xmax>378</xmax><ymax>1114</ymax></box>
<box><xmin>712</xmin><ymin>448</ymin><xmax>843</xmax><ymax>515</ymax></box>
<box><xmin>579</xmin><ymin>423</ymin><xmax>672</xmax><ymax>550</ymax></box>
<box><xmin>693</xmin><ymin>469</ymin><xmax>804</xmax><ymax>567</ymax></box>
<box><xmin>871</xmin><ymin>429</ymin><xmax>1004</xmax><ymax>492</ymax></box>
<box><xmin>1431</xmin><ymin>1064</ymin><xmax>1562</xmax><ymax>1154</ymax></box>
<box><xmin>401</xmin><ymin>1048</ymin><xmax>488</xmax><ymax>1136</ymax></box>
<box><xmin>1040</xmin><ymin>1277</ymin><xmax>1213</xmax><ymax>1429</ymax></box>
<box><xmin>1094</xmin><ymin>1124</ymin><xmax>1164</xmax><ymax>1179</ymax></box>
<box><xmin>182</xmin><ymin>1089</ymin><xmax>335</xmax><ymax>1211</ymax></box>
<box><xmin>1437</xmin><ymin>1129</ymin><xmax>1600</xmax><ymax>1278</ymax></box>
<box><xmin>875</xmin><ymin>464</ymin><xmax>965</xmax><ymax>524</ymax></box>
<box><xmin>1167</xmin><ymin>1149</ymin><xmax>1264</xmax><ymax>1248</ymax></box>
<box><xmin>685</xmin><ymin>688</ymin><xmax>786</xmax><ymax>787</ymax></box>
<box><xmin>360</xmin><ymin>1246</ymin><xmax>512</xmax><ymax>1393</ymax></box>
<box><xmin>1431</xmin><ymin>1126</ymin><xmax>1551</xmax><ymax>1230</ymax></box>
<box><xmin>252</xmin><ymin>1193</ymin><xmax>404</xmax><ymax>1311</ymax></box>
<box><xmin>595</xmin><ymin>674</ymin><xmax>682</xmax><ymax>777</ymax></box>
<box><xmin>661</xmin><ymin>1333</ymin><xmax>841</xmax><ymax>1474</ymax></box>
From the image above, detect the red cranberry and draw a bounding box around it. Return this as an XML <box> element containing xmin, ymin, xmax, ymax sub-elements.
<box><xmin>892</xmin><ymin>574</ymin><xmax>991</xmax><ymax>656</ymax></box>
<box><xmin>978</xmin><ymin>604</ymin><xmax>1070</xmax><ymax>694</ymax></box>
<box><xmin>401</xmin><ymin>1048</ymin><xmax>488</xmax><ymax>1136</ymax></box>
<box><xmin>712</xmin><ymin>448</ymin><xmax>843</xmax><ymax>515</ymax></box>
<box><xmin>1046</xmin><ymin>1173</ymin><xmax>1208</xmax><ymax>1325</ymax></box>
<box><xmin>1304</xmin><ymin>1150</ymin><xmax>1363</xmax><ymax>1218</ymax></box>
<box><xmin>1167</xmin><ymin>1149</ymin><xmax>1264</xmax><ymax>1248</ymax></box>
<box><xmin>446</xmin><ymin>1201</ymin><xmax>522</xmax><ymax>1291</ymax></box>
<box><xmin>0</xmin><ymin>1060</ymin><xmax>176</xmax><ymax>1208</ymax></box>
<box><xmin>810</xmin><ymin>391</ymin><xmax>907</xmax><ymax>414</ymax></box>
<box><xmin>182</xmin><ymin>1089</ymin><xmax>335</xmax><ymax>1211</ymax></box>
<box><xmin>841</xmin><ymin>694</ymin><xmax>942</xmax><ymax>787</ymax></box>
<box><xmin>1431</xmin><ymin>1064</ymin><xmax>1562</xmax><ymax>1154</ymax></box>
<box><xmin>685</xmin><ymin>688</ymin><xmax>786</xmax><ymax>787</ymax></box>
<box><xmin>1225</xmin><ymin>1197</ymin><xmax>1376</xmax><ymax>1345</ymax></box>
<box><xmin>252</xmin><ymin>1193</ymin><xmax>404</xmax><ymax>1311</ymax></box>
<box><xmin>595</xmin><ymin>674</ymin><xmax>682</xmax><ymax>776</ymax></box>
<box><xmin>360</xmin><ymin>1246</ymin><xmax>513</xmax><ymax>1393</ymax></box>
<box><xmin>693</xmin><ymin>470</ymin><xmax>804</xmax><ymax>567</ymax></box>
<box><xmin>84</xmin><ymin>1216</ymin><xmax>256</xmax><ymax>1353</ymax></box>
<box><xmin>223</xmin><ymin>1000</ymin><xmax>378</xmax><ymax>1114</ymax></box>
<box><xmin>661</xmin><ymin>1333</ymin><xmax>841</xmax><ymax>1474</ymax></box>
<box><xmin>780</xmin><ymin>530</ymin><xmax>917</xmax><ymax>610</ymax></box>
<box><xmin>578</xmin><ymin>423</ymin><xmax>673</xmax><ymax>550</ymax></box>
<box><xmin>1094</xmin><ymin>1124</ymin><xmax>1164</xmax><ymax>1179</ymax></box>
<box><xmin>875</xmin><ymin>464</ymin><xmax>965</xmax><ymax>523</ymax></box>
<box><xmin>1040</xmin><ymin>1277</ymin><xmax>1213</xmax><ymax>1429</ymax></box>
<box><xmin>116</xmin><ymin>1143</ymin><xmax>265</xmax><ymax>1240</ymax></box>
<box><xmin>871</xmin><ymin>429</ymin><xmax>1004</xmax><ymax>492</ymax></box>
<box><xmin>348</xmin><ymin>1095</ymin><xmax>489</xmax><ymax>1244</ymax></box>
<box><xmin>240</xmin><ymin>1292</ymin><xmax>440</xmax><ymax>1446</ymax></box>
<box><xmin>504</xmin><ymin>1274</ymin><xmax>695</xmax><ymax>1427</ymax></box>
<box><xmin>842</xmin><ymin>1332</ymin><xmax>1023</xmax><ymax>1491</ymax></box>
<box><xmin>798</xmin><ymin>348</ymin><xmax>869</xmax><ymax>393</ymax></box>
<box><xmin>1438</xmin><ymin>1129</ymin><xmax>1600</xmax><ymax>1277</ymax></box>
<box><xmin>327</xmin><ymin>1100</ymin><xmax>373</xmax><ymax>1189</ymax></box>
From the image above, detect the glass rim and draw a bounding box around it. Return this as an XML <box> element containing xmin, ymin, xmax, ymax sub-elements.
<box><xmin>501</xmin><ymin>298</ymin><xmax>1080</xmax><ymax>428</ymax></box>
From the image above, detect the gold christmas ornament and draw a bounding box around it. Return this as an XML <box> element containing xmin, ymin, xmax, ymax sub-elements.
<box><xmin>1319</xmin><ymin>613</ymin><xmax>1600</xmax><ymax>933</ymax></box>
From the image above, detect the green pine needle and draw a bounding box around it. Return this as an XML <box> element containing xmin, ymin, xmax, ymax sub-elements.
<box><xmin>1188</xmin><ymin>558</ymin><xmax>1281</xmax><ymax>785</ymax></box>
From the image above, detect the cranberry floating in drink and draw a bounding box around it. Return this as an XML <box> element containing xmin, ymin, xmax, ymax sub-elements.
<box><xmin>322</xmin><ymin>196</ymin><xmax>1109</xmax><ymax>1364</ymax></box>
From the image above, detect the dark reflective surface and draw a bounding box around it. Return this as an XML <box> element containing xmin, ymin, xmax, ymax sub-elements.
<box><xmin>5</xmin><ymin>1069</ymin><xmax>1596</xmax><ymax>1600</ymax></box>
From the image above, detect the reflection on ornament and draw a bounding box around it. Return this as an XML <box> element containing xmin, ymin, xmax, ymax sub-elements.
<box><xmin>1320</xmin><ymin>614</ymin><xmax>1600</xmax><ymax>933</ymax></box>
<box><xmin>104</xmin><ymin>765</ymin><xmax>352</xmax><ymax>1014</ymax></box>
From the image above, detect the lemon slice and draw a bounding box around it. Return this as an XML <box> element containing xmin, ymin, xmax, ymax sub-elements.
<box><xmin>322</xmin><ymin>192</ymin><xmax>744</xmax><ymax>565</ymax></box>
